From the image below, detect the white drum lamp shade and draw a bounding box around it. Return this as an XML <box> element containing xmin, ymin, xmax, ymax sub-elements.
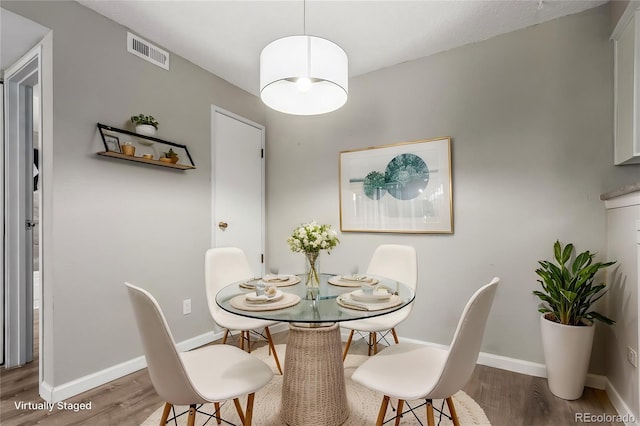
<box><xmin>260</xmin><ymin>35</ymin><xmax>348</xmax><ymax>115</ymax></box>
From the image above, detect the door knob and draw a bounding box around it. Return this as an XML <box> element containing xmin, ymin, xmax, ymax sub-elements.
<box><xmin>218</xmin><ymin>221</ymin><xmax>228</xmax><ymax>230</ymax></box>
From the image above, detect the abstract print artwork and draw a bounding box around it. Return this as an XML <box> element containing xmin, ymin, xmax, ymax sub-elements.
<box><xmin>339</xmin><ymin>137</ymin><xmax>453</xmax><ymax>233</ymax></box>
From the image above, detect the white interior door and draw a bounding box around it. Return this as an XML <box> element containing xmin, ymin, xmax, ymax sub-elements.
<box><xmin>211</xmin><ymin>106</ymin><xmax>265</xmax><ymax>276</ymax></box>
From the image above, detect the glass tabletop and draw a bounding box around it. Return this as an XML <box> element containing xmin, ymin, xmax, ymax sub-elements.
<box><xmin>216</xmin><ymin>273</ymin><xmax>415</xmax><ymax>324</ymax></box>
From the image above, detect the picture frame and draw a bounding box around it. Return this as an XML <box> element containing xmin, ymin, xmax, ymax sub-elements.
<box><xmin>103</xmin><ymin>134</ymin><xmax>121</xmax><ymax>153</ymax></box>
<box><xmin>339</xmin><ymin>137</ymin><xmax>453</xmax><ymax>234</ymax></box>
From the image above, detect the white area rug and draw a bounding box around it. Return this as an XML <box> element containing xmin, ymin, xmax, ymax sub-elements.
<box><xmin>142</xmin><ymin>344</ymin><xmax>491</xmax><ymax>426</ymax></box>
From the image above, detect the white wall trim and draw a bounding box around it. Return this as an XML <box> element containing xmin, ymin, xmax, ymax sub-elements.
<box><xmin>42</xmin><ymin>330</ymin><xmax>221</xmax><ymax>403</ymax></box>
<box><xmin>605</xmin><ymin>379</ymin><xmax>640</xmax><ymax>426</ymax></box>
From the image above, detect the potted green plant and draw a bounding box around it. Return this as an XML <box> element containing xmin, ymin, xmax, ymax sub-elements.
<box><xmin>160</xmin><ymin>148</ymin><xmax>179</xmax><ymax>164</ymax></box>
<box><xmin>533</xmin><ymin>240</ymin><xmax>615</xmax><ymax>400</ymax></box>
<box><xmin>130</xmin><ymin>114</ymin><xmax>159</xmax><ymax>137</ymax></box>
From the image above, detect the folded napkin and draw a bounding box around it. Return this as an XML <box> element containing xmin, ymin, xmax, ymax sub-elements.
<box><xmin>340</xmin><ymin>274</ymin><xmax>376</xmax><ymax>284</ymax></box>
<box><xmin>328</xmin><ymin>275</ymin><xmax>379</xmax><ymax>287</ymax></box>
<box><xmin>337</xmin><ymin>294</ymin><xmax>402</xmax><ymax>311</ymax></box>
<box><xmin>240</xmin><ymin>275</ymin><xmax>301</xmax><ymax>288</ymax></box>
<box><xmin>262</xmin><ymin>274</ymin><xmax>290</xmax><ymax>283</ymax></box>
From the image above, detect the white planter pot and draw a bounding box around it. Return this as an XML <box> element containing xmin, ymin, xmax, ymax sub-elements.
<box><xmin>135</xmin><ymin>124</ymin><xmax>156</xmax><ymax>137</ymax></box>
<box><xmin>135</xmin><ymin>124</ymin><xmax>156</xmax><ymax>146</ymax></box>
<box><xmin>540</xmin><ymin>313</ymin><xmax>595</xmax><ymax>400</ymax></box>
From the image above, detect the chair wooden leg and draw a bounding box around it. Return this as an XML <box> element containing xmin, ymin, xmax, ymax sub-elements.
<box><xmin>159</xmin><ymin>402</ymin><xmax>172</xmax><ymax>425</ymax></box>
<box><xmin>391</xmin><ymin>327</ymin><xmax>400</xmax><ymax>344</ymax></box>
<box><xmin>222</xmin><ymin>329</ymin><xmax>229</xmax><ymax>344</ymax></box>
<box><xmin>373</xmin><ymin>331</ymin><xmax>378</xmax><ymax>354</ymax></box>
<box><xmin>342</xmin><ymin>330</ymin><xmax>354</xmax><ymax>361</ymax></box>
<box><xmin>264</xmin><ymin>327</ymin><xmax>283</xmax><ymax>375</ymax></box>
<box><xmin>368</xmin><ymin>332</ymin><xmax>373</xmax><ymax>356</ymax></box>
<box><xmin>376</xmin><ymin>395</ymin><xmax>390</xmax><ymax>426</ymax></box>
<box><xmin>233</xmin><ymin>398</ymin><xmax>246</xmax><ymax>425</ymax></box>
<box><xmin>214</xmin><ymin>402</ymin><xmax>221</xmax><ymax>425</ymax></box>
<box><xmin>239</xmin><ymin>331</ymin><xmax>245</xmax><ymax>350</ymax></box>
<box><xmin>426</xmin><ymin>400</ymin><xmax>435</xmax><ymax>426</ymax></box>
<box><xmin>446</xmin><ymin>397</ymin><xmax>460</xmax><ymax>426</ymax></box>
<box><xmin>187</xmin><ymin>404</ymin><xmax>197</xmax><ymax>426</ymax></box>
<box><xmin>246</xmin><ymin>331</ymin><xmax>251</xmax><ymax>353</ymax></box>
<box><xmin>395</xmin><ymin>399</ymin><xmax>404</xmax><ymax>426</ymax></box>
<box><xmin>244</xmin><ymin>393</ymin><xmax>255</xmax><ymax>425</ymax></box>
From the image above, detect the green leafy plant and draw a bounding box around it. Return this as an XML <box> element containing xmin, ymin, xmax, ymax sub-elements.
<box><xmin>163</xmin><ymin>148</ymin><xmax>177</xmax><ymax>158</ymax></box>
<box><xmin>130</xmin><ymin>114</ymin><xmax>159</xmax><ymax>129</ymax></box>
<box><xmin>533</xmin><ymin>240</ymin><xmax>616</xmax><ymax>326</ymax></box>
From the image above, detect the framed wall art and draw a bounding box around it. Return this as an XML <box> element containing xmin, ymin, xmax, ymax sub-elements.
<box><xmin>103</xmin><ymin>134</ymin><xmax>121</xmax><ymax>153</ymax></box>
<box><xmin>339</xmin><ymin>137</ymin><xmax>453</xmax><ymax>233</ymax></box>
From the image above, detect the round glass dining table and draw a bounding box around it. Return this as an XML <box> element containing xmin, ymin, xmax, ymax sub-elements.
<box><xmin>216</xmin><ymin>273</ymin><xmax>415</xmax><ymax>426</ymax></box>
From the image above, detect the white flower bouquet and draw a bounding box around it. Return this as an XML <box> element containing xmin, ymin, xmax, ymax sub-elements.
<box><xmin>287</xmin><ymin>221</ymin><xmax>339</xmax><ymax>254</ymax></box>
<box><xmin>287</xmin><ymin>221</ymin><xmax>339</xmax><ymax>289</ymax></box>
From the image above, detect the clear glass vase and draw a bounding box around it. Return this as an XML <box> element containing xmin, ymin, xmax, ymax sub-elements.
<box><xmin>304</xmin><ymin>251</ymin><xmax>320</xmax><ymax>292</ymax></box>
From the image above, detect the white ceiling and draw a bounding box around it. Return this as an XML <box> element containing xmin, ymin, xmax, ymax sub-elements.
<box><xmin>78</xmin><ymin>1</ymin><xmax>606</xmax><ymax>96</ymax></box>
<box><xmin>0</xmin><ymin>8</ymin><xmax>49</xmax><ymax>71</ymax></box>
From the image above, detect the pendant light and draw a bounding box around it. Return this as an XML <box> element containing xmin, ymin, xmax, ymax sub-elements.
<box><xmin>260</xmin><ymin>1</ymin><xmax>348</xmax><ymax>115</ymax></box>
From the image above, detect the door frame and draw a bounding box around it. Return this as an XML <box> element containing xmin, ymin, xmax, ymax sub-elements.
<box><xmin>4</xmin><ymin>45</ymin><xmax>40</xmax><ymax>368</ymax></box>
<box><xmin>3</xmin><ymin>32</ymin><xmax>52</xmax><ymax>401</ymax></box>
<box><xmin>210</xmin><ymin>105</ymin><xmax>265</xmax><ymax>276</ymax></box>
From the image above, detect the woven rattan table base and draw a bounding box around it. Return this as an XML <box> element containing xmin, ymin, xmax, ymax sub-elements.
<box><xmin>281</xmin><ymin>323</ymin><xmax>349</xmax><ymax>426</ymax></box>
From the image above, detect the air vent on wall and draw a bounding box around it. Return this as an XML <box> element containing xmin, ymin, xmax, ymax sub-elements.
<box><xmin>127</xmin><ymin>32</ymin><xmax>169</xmax><ymax>70</ymax></box>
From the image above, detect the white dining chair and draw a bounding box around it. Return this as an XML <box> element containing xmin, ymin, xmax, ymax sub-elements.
<box><xmin>205</xmin><ymin>247</ymin><xmax>283</xmax><ymax>374</ymax></box>
<box><xmin>125</xmin><ymin>282</ymin><xmax>273</xmax><ymax>426</ymax></box>
<box><xmin>341</xmin><ymin>244</ymin><xmax>418</xmax><ymax>360</ymax></box>
<box><xmin>351</xmin><ymin>277</ymin><xmax>500</xmax><ymax>426</ymax></box>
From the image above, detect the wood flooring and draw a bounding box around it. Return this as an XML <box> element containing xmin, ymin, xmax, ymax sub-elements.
<box><xmin>0</xmin><ymin>322</ymin><xmax>624</xmax><ymax>426</ymax></box>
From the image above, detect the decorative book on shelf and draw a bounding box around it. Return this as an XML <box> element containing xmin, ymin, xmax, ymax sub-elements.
<box><xmin>96</xmin><ymin>123</ymin><xmax>196</xmax><ymax>170</ymax></box>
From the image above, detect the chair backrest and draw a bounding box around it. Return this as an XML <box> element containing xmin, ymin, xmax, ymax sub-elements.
<box><xmin>366</xmin><ymin>244</ymin><xmax>417</xmax><ymax>290</ymax></box>
<box><xmin>204</xmin><ymin>247</ymin><xmax>254</xmax><ymax>320</ymax></box>
<box><xmin>125</xmin><ymin>282</ymin><xmax>204</xmax><ymax>405</ymax></box>
<box><xmin>427</xmin><ymin>277</ymin><xmax>500</xmax><ymax>399</ymax></box>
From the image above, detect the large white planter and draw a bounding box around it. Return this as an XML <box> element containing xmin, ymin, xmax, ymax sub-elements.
<box><xmin>540</xmin><ymin>313</ymin><xmax>595</xmax><ymax>400</ymax></box>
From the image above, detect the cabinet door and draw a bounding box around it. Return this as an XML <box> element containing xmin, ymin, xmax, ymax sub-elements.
<box><xmin>615</xmin><ymin>12</ymin><xmax>640</xmax><ymax>165</ymax></box>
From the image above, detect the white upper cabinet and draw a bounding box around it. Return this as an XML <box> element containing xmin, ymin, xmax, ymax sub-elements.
<box><xmin>613</xmin><ymin>7</ymin><xmax>640</xmax><ymax>165</ymax></box>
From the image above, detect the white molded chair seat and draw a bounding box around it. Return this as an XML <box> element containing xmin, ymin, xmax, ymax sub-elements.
<box><xmin>125</xmin><ymin>282</ymin><xmax>273</xmax><ymax>426</ymax></box>
<box><xmin>339</xmin><ymin>306</ymin><xmax>411</xmax><ymax>333</ymax></box>
<box><xmin>352</xmin><ymin>278</ymin><xmax>499</xmax><ymax>426</ymax></box>
<box><xmin>205</xmin><ymin>247</ymin><xmax>283</xmax><ymax>374</ymax></box>
<box><xmin>342</xmin><ymin>244</ymin><xmax>417</xmax><ymax>359</ymax></box>
<box><xmin>179</xmin><ymin>344</ymin><xmax>272</xmax><ymax>402</ymax></box>
<box><xmin>211</xmin><ymin>305</ymin><xmax>279</xmax><ymax>332</ymax></box>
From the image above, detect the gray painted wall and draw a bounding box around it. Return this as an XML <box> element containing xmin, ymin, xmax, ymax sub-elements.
<box><xmin>265</xmin><ymin>5</ymin><xmax>639</xmax><ymax>375</ymax></box>
<box><xmin>3</xmin><ymin>0</ymin><xmax>265</xmax><ymax>386</ymax></box>
<box><xmin>4</xmin><ymin>0</ymin><xmax>639</xmax><ymax>411</ymax></box>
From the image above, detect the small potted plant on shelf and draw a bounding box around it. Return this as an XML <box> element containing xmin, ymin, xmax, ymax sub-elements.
<box><xmin>533</xmin><ymin>240</ymin><xmax>616</xmax><ymax>400</ymax></box>
<box><xmin>160</xmin><ymin>148</ymin><xmax>179</xmax><ymax>164</ymax></box>
<box><xmin>130</xmin><ymin>114</ymin><xmax>159</xmax><ymax>137</ymax></box>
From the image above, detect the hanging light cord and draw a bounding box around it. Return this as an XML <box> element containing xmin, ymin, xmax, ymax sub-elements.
<box><xmin>302</xmin><ymin>0</ymin><xmax>306</xmax><ymax>35</ymax></box>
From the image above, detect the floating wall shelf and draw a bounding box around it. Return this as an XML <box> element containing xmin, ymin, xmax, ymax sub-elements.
<box><xmin>96</xmin><ymin>123</ymin><xmax>196</xmax><ymax>170</ymax></box>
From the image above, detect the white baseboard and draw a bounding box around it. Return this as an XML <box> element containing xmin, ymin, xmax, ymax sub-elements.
<box><xmin>605</xmin><ymin>379</ymin><xmax>640</xmax><ymax>426</ymax></box>
<box><xmin>339</xmin><ymin>330</ymin><xmax>607</xmax><ymax>389</ymax></box>
<box><xmin>39</xmin><ymin>330</ymin><xmax>221</xmax><ymax>403</ymax></box>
